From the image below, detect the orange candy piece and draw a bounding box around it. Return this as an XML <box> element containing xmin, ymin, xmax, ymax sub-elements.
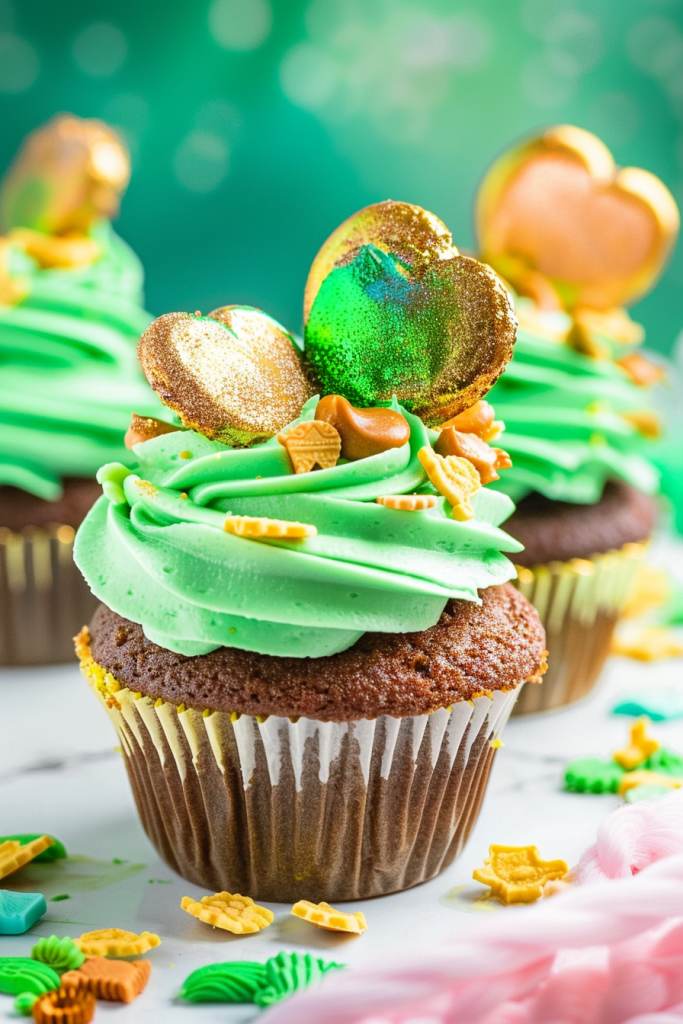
<box><xmin>278</xmin><ymin>420</ymin><xmax>342</xmax><ymax>473</ymax></box>
<box><xmin>438</xmin><ymin>400</ymin><xmax>503</xmax><ymax>442</ymax></box>
<box><xmin>291</xmin><ymin>900</ymin><xmax>367</xmax><ymax>935</ymax></box>
<box><xmin>224</xmin><ymin>515</ymin><xmax>316</xmax><ymax>539</ymax></box>
<box><xmin>417</xmin><ymin>447</ymin><xmax>481</xmax><ymax>520</ymax></box>
<box><xmin>434</xmin><ymin>427</ymin><xmax>511</xmax><ymax>485</ymax></box>
<box><xmin>31</xmin><ymin>980</ymin><xmax>95</xmax><ymax>1024</ymax></box>
<box><xmin>62</xmin><ymin>958</ymin><xmax>151</xmax><ymax>1004</ymax></box>
<box><xmin>375</xmin><ymin>494</ymin><xmax>437</xmax><ymax>511</ymax></box>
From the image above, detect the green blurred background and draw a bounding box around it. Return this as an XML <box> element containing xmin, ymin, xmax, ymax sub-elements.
<box><xmin>1</xmin><ymin>0</ymin><xmax>681</xmax><ymax>351</ymax></box>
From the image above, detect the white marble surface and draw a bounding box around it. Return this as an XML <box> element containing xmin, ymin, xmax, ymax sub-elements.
<box><xmin>2</xmin><ymin>539</ymin><xmax>683</xmax><ymax>1021</ymax></box>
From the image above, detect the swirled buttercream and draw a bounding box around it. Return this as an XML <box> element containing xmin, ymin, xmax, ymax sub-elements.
<box><xmin>0</xmin><ymin>220</ymin><xmax>159</xmax><ymax>499</ymax></box>
<box><xmin>75</xmin><ymin>399</ymin><xmax>522</xmax><ymax>658</ymax></box>
<box><xmin>486</xmin><ymin>300</ymin><xmax>659</xmax><ymax>504</ymax></box>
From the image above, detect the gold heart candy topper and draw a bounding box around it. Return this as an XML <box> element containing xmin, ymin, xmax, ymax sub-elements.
<box><xmin>138</xmin><ymin>306</ymin><xmax>314</xmax><ymax>446</ymax></box>
<box><xmin>0</xmin><ymin>113</ymin><xmax>130</xmax><ymax>236</ymax></box>
<box><xmin>138</xmin><ymin>201</ymin><xmax>517</xmax><ymax>445</ymax></box>
<box><xmin>476</xmin><ymin>125</ymin><xmax>679</xmax><ymax>311</ymax></box>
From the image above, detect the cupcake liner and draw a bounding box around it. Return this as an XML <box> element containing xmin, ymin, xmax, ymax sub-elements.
<box><xmin>512</xmin><ymin>541</ymin><xmax>646</xmax><ymax>715</ymax></box>
<box><xmin>0</xmin><ymin>524</ymin><xmax>98</xmax><ymax>666</ymax></box>
<box><xmin>79</xmin><ymin>641</ymin><xmax>520</xmax><ymax>901</ymax></box>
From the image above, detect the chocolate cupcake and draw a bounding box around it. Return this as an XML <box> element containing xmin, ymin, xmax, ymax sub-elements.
<box><xmin>475</xmin><ymin>125</ymin><xmax>679</xmax><ymax>713</ymax></box>
<box><xmin>75</xmin><ymin>200</ymin><xmax>546</xmax><ymax>901</ymax></box>
<box><xmin>0</xmin><ymin>114</ymin><xmax>162</xmax><ymax>664</ymax></box>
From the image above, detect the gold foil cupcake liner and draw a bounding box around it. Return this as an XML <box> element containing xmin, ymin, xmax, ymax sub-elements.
<box><xmin>80</xmin><ymin>646</ymin><xmax>520</xmax><ymax>902</ymax></box>
<box><xmin>512</xmin><ymin>541</ymin><xmax>646</xmax><ymax>715</ymax></box>
<box><xmin>0</xmin><ymin>524</ymin><xmax>97</xmax><ymax>665</ymax></box>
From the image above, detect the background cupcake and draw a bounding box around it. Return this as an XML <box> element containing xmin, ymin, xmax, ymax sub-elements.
<box><xmin>75</xmin><ymin>200</ymin><xmax>547</xmax><ymax>901</ymax></box>
<box><xmin>475</xmin><ymin>124</ymin><xmax>679</xmax><ymax>714</ymax></box>
<box><xmin>0</xmin><ymin>114</ymin><xmax>161</xmax><ymax>665</ymax></box>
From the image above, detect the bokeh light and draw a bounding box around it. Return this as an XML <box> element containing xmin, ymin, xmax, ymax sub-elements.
<box><xmin>0</xmin><ymin>32</ymin><xmax>39</xmax><ymax>93</ymax></box>
<box><xmin>208</xmin><ymin>0</ymin><xmax>272</xmax><ymax>51</ymax></box>
<box><xmin>72</xmin><ymin>22</ymin><xmax>127</xmax><ymax>78</ymax></box>
<box><xmin>173</xmin><ymin>130</ymin><xmax>230</xmax><ymax>193</ymax></box>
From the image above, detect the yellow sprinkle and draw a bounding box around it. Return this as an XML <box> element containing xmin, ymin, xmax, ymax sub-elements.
<box><xmin>612</xmin><ymin>626</ymin><xmax>683</xmax><ymax>663</ymax></box>
<box><xmin>291</xmin><ymin>900</ymin><xmax>366</xmax><ymax>934</ymax></box>
<box><xmin>181</xmin><ymin>892</ymin><xmax>273</xmax><ymax>934</ymax></box>
<box><xmin>74</xmin><ymin>928</ymin><xmax>160</xmax><ymax>957</ymax></box>
<box><xmin>618</xmin><ymin>770</ymin><xmax>683</xmax><ymax>795</ymax></box>
<box><xmin>613</xmin><ymin>718</ymin><xmax>660</xmax><ymax>770</ymax></box>
<box><xmin>180</xmin><ymin>450</ymin><xmax>192</xmax><ymax>459</ymax></box>
<box><xmin>417</xmin><ymin>446</ymin><xmax>481</xmax><ymax>520</ymax></box>
<box><xmin>473</xmin><ymin>845</ymin><xmax>568</xmax><ymax>905</ymax></box>
<box><xmin>489</xmin><ymin>738</ymin><xmax>504</xmax><ymax>749</ymax></box>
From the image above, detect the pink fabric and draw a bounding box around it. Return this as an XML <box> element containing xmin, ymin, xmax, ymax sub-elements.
<box><xmin>266</xmin><ymin>792</ymin><xmax>683</xmax><ymax>1024</ymax></box>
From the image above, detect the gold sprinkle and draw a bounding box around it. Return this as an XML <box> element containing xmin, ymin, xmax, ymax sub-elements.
<box><xmin>179</xmin><ymin>450</ymin><xmax>192</xmax><ymax>459</ymax></box>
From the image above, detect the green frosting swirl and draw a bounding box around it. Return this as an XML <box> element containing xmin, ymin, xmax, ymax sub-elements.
<box><xmin>178</xmin><ymin>952</ymin><xmax>343</xmax><ymax>1005</ymax></box>
<box><xmin>0</xmin><ymin>220</ymin><xmax>161</xmax><ymax>500</ymax></box>
<box><xmin>489</xmin><ymin>296</ymin><xmax>659</xmax><ymax>503</ymax></box>
<box><xmin>487</xmin><ymin>299</ymin><xmax>659</xmax><ymax>504</ymax></box>
<box><xmin>75</xmin><ymin>398</ymin><xmax>522</xmax><ymax>658</ymax></box>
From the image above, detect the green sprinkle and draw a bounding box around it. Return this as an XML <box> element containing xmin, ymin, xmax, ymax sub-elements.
<box><xmin>564</xmin><ymin>756</ymin><xmax>624</xmax><ymax>793</ymax></box>
<box><xmin>50</xmin><ymin>895</ymin><xmax>70</xmax><ymax>903</ymax></box>
<box><xmin>14</xmin><ymin>992</ymin><xmax>37</xmax><ymax>1016</ymax></box>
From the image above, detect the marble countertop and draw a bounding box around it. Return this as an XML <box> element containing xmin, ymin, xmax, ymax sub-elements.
<box><xmin>2</xmin><ymin>536</ymin><xmax>683</xmax><ymax>1022</ymax></box>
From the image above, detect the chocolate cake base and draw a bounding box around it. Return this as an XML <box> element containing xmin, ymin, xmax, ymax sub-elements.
<box><xmin>0</xmin><ymin>479</ymin><xmax>100</xmax><ymax>666</ymax></box>
<box><xmin>508</xmin><ymin>481</ymin><xmax>653</xmax><ymax>714</ymax></box>
<box><xmin>77</xmin><ymin>585</ymin><xmax>546</xmax><ymax>900</ymax></box>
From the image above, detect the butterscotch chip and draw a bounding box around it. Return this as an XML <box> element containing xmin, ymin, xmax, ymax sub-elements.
<box><xmin>31</xmin><ymin>983</ymin><xmax>95</xmax><ymax>1024</ymax></box>
<box><xmin>375</xmin><ymin>494</ymin><xmax>437</xmax><ymax>511</ymax></box>
<box><xmin>124</xmin><ymin>414</ymin><xmax>180</xmax><ymax>450</ymax></box>
<box><xmin>0</xmin><ymin>836</ymin><xmax>53</xmax><ymax>881</ymax></box>
<box><xmin>224</xmin><ymin>515</ymin><xmax>316</xmax><ymax>539</ymax></box>
<box><xmin>617</xmin><ymin>351</ymin><xmax>666</xmax><ymax>387</ymax></box>
<box><xmin>417</xmin><ymin>446</ymin><xmax>481</xmax><ymax>520</ymax></box>
<box><xmin>73</xmin><ymin>928</ymin><xmax>160</xmax><ymax>957</ymax></box>
<box><xmin>291</xmin><ymin>900</ymin><xmax>366</xmax><ymax>934</ymax></box>
<box><xmin>62</xmin><ymin>958</ymin><xmax>151</xmax><ymax>1004</ymax></box>
<box><xmin>277</xmin><ymin>420</ymin><xmax>341</xmax><ymax>473</ymax></box>
<box><xmin>434</xmin><ymin>427</ymin><xmax>511</xmax><ymax>485</ymax></box>
<box><xmin>315</xmin><ymin>394</ymin><xmax>410</xmax><ymax>460</ymax></box>
<box><xmin>181</xmin><ymin>892</ymin><xmax>273</xmax><ymax>934</ymax></box>
<box><xmin>438</xmin><ymin>400</ymin><xmax>502</xmax><ymax>442</ymax></box>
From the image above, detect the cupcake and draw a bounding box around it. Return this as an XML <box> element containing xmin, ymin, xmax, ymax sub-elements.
<box><xmin>475</xmin><ymin>125</ymin><xmax>679</xmax><ymax>714</ymax></box>
<box><xmin>0</xmin><ymin>114</ymin><xmax>161</xmax><ymax>664</ymax></box>
<box><xmin>74</xmin><ymin>201</ymin><xmax>547</xmax><ymax>901</ymax></box>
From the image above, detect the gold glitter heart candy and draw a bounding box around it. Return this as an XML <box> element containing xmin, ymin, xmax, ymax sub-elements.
<box><xmin>138</xmin><ymin>307</ymin><xmax>315</xmax><ymax>447</ymax></box>
<box><xmin>304</xmin><ymin>201</ymin><xmax>517</xmax><ymax>424</ymax></box>
<box><xmin>0</xmin><ymin>113</ymin><xmax>130</xmax><ymax>236</ymax></box>
<box><xmin>476</xmin><ymin>124</ymin><xmax>679</xmax><ymax>310</ymax></box>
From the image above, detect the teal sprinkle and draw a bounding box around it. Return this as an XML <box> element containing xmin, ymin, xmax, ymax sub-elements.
<box><xmin>0</xmin><ymin>958</ymin><xmax>60</xmax><ymax>996</ymax></box>
<box><xmin>32</xmin><ymin>936</ymin><xmax>85</xmax><ymax>975</ymax></box>
<box><xmin>14</xmin><ymin>992</ymin><xmax>37</xmax><ymax>1016</ymax></box>
<box><xmin>564</xmin><ymin>756</ymin><xmax>625</xmax><ymax>793</ymax></box>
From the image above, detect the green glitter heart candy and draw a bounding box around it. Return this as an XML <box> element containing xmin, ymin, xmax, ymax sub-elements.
<box><xmin>303</xmin><ymin>204</ymin><xmax>516</xmax><ymax>424</ymax></box>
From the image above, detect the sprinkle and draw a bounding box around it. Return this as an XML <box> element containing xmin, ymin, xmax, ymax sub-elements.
<box><xmin>614</xmin><ymin>718</ymin><xmax>660</xmax><ymax>770</ymax></box>
<box><xmin>181</xmin><ymin>892</ymin><xmax>273</xmax><ymax>934</ymax></box>
<box><xmin>291</xmin><ymin>900</ymin><xmax>366</xmax><ymax>934</ymax></box>
<box><xmin>417</xmin><ymin>446</ymin><xmax>481</xmax><ymax>520</ymax></box>
<box><xmin>73</xmin><ymin>928</ymin><xmax>160</xmax><ymax>958</ymax></box>
<box><xmin>224</xmin><ymin>515</ymin><xmax>316</xmax><ymax>539</ymax></box>
<box><xmin>473</xmin><ymin>845</ymin><xmax>569</xmax><ymax>904</ymax></box>
<box><xmin>376</xmin><ymin>494</ymin><xmax>437</xmax><ymax>511</ymax></box>
<box><xmin>278</xmin><ymin>420</ymin><xmax>342</xmax><ymax>474</ymax></box>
